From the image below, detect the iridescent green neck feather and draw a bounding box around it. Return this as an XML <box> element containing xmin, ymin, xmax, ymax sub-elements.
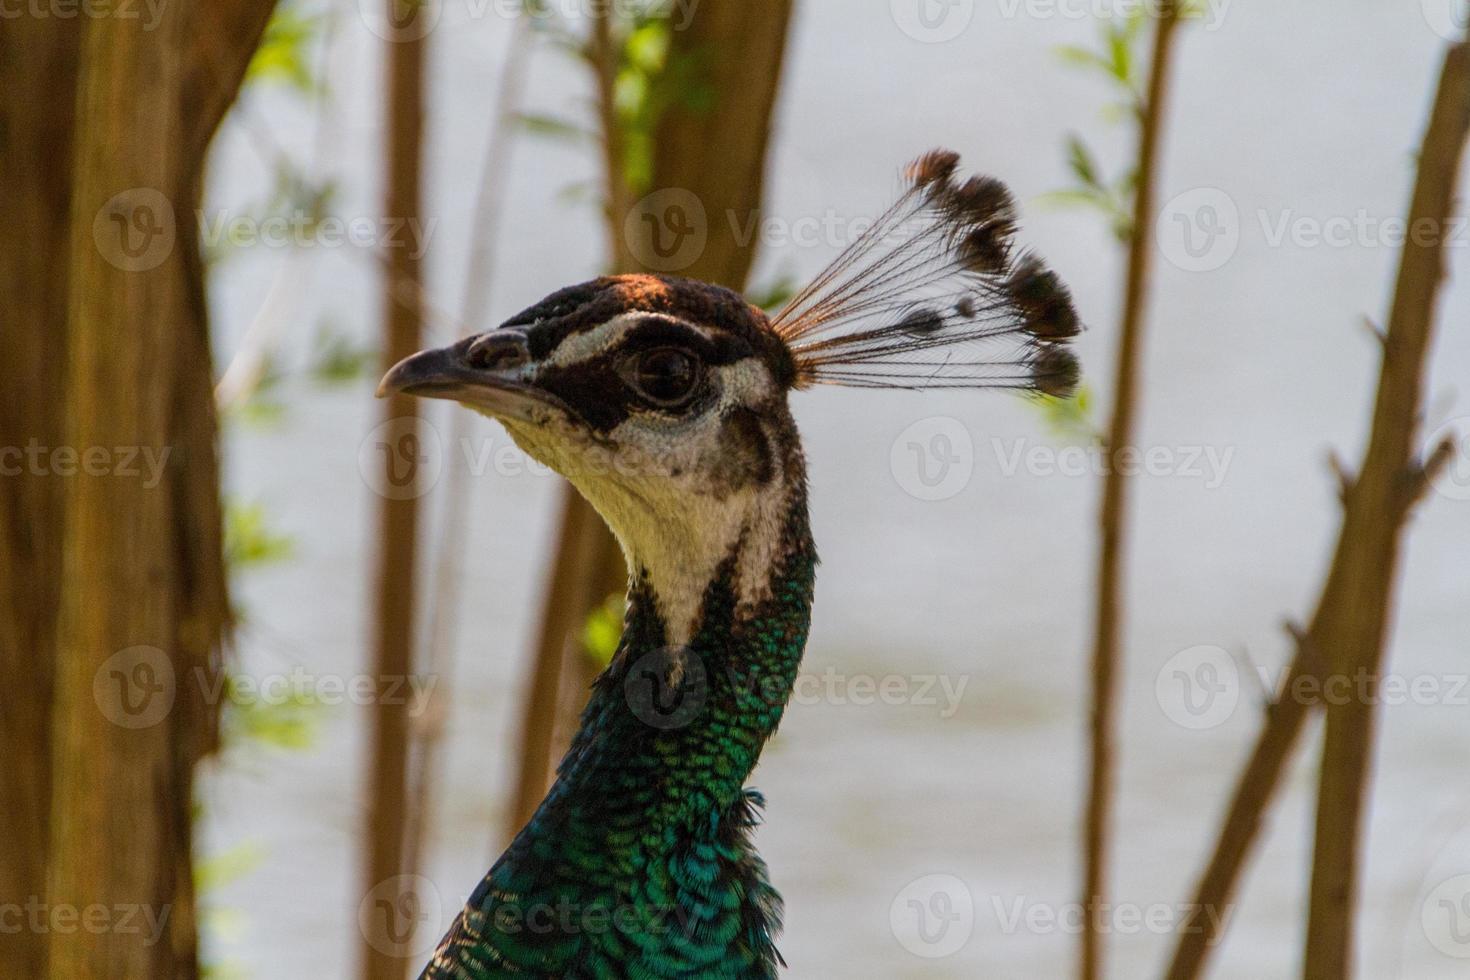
<box><xmin>424</xmin><ymin>491</ymin><xmax>816</xmax><ymax>980</ymax></box>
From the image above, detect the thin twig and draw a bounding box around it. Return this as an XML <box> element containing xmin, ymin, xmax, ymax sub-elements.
<box><xmin>506</xmin><ymin>486</ymin><xmax>600</xmax><ymax>835</ymax></box>
<box><xmin>359</xmin><ymin>6</ymin><xmax>426</xmax><ymax>978</ymax></box>
<box><xmin>1302</xmin><ymin>32</ymin><xmax>1470</xmax><ymax>980</ymax></box>
<box><xmin>402</xmin><ymin>15</ymin><xmax>532</xmax><ymax>883</ymax></box>
<box><xmin>1078</xmin><ymin>5</ymin><xmax>1183</xmax><ymax>979</ymax></box>
<box><xmin>588</xmin><ymin>6</ymin><xmax>630</xmax><ymax>270</ymax></box>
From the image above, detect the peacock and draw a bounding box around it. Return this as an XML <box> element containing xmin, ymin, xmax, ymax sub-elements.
<box><xmin>378</xmin><ymin>149</ymin><xmax>1080</xmax><ymax>979</ymax></box>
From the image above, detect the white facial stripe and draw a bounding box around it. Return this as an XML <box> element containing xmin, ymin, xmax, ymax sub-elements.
<box><xmin>544</xmin><ymin>314</ymin><xmax>636</xmax><ymax>368</ymax></box>
<box><xmin>545</xmin><ymin>311</ymin><xmax>703</xmax><ymax>369</ymax></box>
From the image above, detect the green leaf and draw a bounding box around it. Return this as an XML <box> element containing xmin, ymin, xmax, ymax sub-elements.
<box><xmin>1034</xmin><ymin>187</ymin><xmax>1114</xmax><ymax>214</ymax></box>
<box><xmin>581</xmin><ymin>593</ymin><xmax>626</xmax><ymax>668</ymax></box>
<box><xmin>1066</xmin><ymin>134</ymin><xmax>1104</xmax><ymax>190</ymax></box>
<box><xmin>232</xmin><ymin>397</ymin><xmax>288</xmax><ymax>429</ymax></box>
<box><xmin>223</xmin><ymin>671</ymin><xmax>324</xmax><ymax>751</ymax></box>
<box><xmin>225</xmin><ymin>501</ymin><xmax>295</xmax><ymax>570</ymax></box>
<box><xmin>1107</xmin><ymin>25</ymin><xmax>1133</xmax><ymax>86</ymax></box>
<box><xmin>196</xmin><ymin>842</ymin><xmax>265</xmax><ymax>893</ymax></box>
<box><xmin>1034</xmin><ymin>384</ymin><xmax>1100</xmax><ymax>443</ymax></box>
<box><xmin>747</xmin><ymin>273</ymin><xmax>799</xmax><ymax>314</ymax></box>
<box><xmin>624</xmin><ymin>20</ymin><xmax>671</xmax><ymax>74</ymax></box>
<box><xmin>555</xmin><ymin>180</ymin><xmax>599</xmax><ymax>205</ymax></box>
<box><xmin>515</xmin><ymin>112</ymin><xmax>594</xmax><ymax>143</ymax></box>
<box><xmin>245</xmin><ymin>6</ymin><xmax>321</xmax><ymax>95</ymax></box>
<box><xmin>310</xmin><ymin>322</ymin><xmax>378</xmax><ymax>385</ymax></box>
<box><xmin>1099</xmin><ymin>98</ymin><xmax>1141</xmax><ymax>126</ymax></box>
<box><xmin>1123</xmin><ymin>5</ymin><xmax>1151</xmax><ymax>41</ymax></box>
<box><xmin>1055</xmin><ymin>44</ymin><xmax>1114</xmax><ymax>77</ymax></box>
<box><xmin>1111</xmin><ymin>213</ymin><xmax>1135</xmax><ymax>244</ymax></box>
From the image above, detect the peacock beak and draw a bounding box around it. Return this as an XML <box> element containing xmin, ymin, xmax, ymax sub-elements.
<box><xmin>376</xmin><ymin>332</ymin><xmax>571</xmax><ymax>425</ymax></box>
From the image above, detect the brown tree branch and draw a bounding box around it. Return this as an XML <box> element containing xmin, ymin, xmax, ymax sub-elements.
<box><xmin>47</xmin><ymin>14</ymin><xmax>189</xmax><ymax>976</ymax></box>
<box><xmin>648</xmin><ymin>0</ymin><xmax>795</xmax><ymax>290</ymax></box>
<box><xmin>589</xmin><ymin>6</ymin><xmax>632</xmax><ymax>271</ymax></box>
<box><xmin>1164</xmin><ymin>26</ymin><xmax>1470</xmax><ymax>980</ymax></box>
<box><xmin>3</xmin><ymin>4</ymin><xmax>273</xmax><ymax>976</ymax></box>
<box><xmin>360</xmin><ymin>9</ymin><xmax>428</xmax><ymax>980</ymax></box>
<box><xmin>0</xmin><ymin>21</ymin><xmax>80</xmax><ymax>979</ymax></box>
<box><xmin>1079</xmin><ymin>5</ymin><xmax>1183</xmax><ymax>979</ymax></box>
<box><xmin>1164</xmin><ymin>641</ymin><xmax>1315</xmax><ymax>980</ymax></box>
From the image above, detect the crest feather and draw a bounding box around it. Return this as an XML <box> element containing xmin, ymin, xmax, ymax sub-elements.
<box><xmin>772</xmin><ymin>149</ymin><xmax>1081</xmax><ymax>396</ymax></box>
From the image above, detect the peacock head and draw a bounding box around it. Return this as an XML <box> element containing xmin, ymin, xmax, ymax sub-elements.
<box><xmin>378</xmin><ymin>273</ymin><xmax>802</xmax><ymax>507</ymax></box>
<box><xmin>378</xmin><ymin>150</ymin><xmax>1081</xmax><ymax>637</ymax></box>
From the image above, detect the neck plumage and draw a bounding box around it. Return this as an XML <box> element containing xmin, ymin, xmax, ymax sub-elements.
<box><xmin>423</xmin><ymin>486</ymin><xmax>816</xmax><ymax>980</ymax></box>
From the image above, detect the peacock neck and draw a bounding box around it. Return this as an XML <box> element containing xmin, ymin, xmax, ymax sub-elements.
<box><xmin>549</xmin><ymin>505</ymin><xmax>817</xmax><ymax>829</ymax></box>
<box><xmin>422</xmin><ymin>489</ymin><xmax>816</xmax><ymax>979</ymax></box>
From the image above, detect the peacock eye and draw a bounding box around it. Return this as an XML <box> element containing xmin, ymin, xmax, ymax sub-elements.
<box><xmin>627</xmin><ymin>347</ymin><xmax>701</xmax><ymax>406</ymax></box>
